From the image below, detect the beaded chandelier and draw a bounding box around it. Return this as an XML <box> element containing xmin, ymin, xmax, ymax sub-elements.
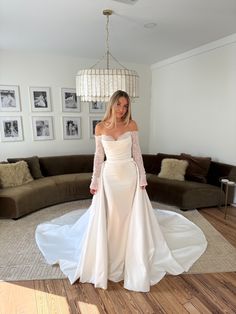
<box><xmin>76</xmin><ymin>9</ymin><xmax>139</xmax><ymax>102</ymax></box>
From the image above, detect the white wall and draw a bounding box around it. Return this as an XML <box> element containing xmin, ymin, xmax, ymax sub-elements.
<box><xmin>150</xmin><ymin>35</ymin><xmax>236</xmax><ymax>204</ymax></box>
<box><xmin>149</xmin><ymin>36</ymin><xmax>236</xmax><ymax>166</ymax></box>
<box><xmin>0</xmin><ymin>51</ymin><xmax>151</xmax><ymax>160</ymax></box>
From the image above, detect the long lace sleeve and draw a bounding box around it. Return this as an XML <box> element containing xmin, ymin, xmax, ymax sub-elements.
<box><xmin>131</xmin><ymin>131</ymin><xmax>147</xmax><ymax>187</ymax></box>
<box><xmin>89</xmin><ymin>136</ymin><xmax>105</xmax><ymax>190</ymax></box>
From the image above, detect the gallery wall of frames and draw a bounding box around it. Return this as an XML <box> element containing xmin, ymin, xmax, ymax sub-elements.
<box><xmin>0</xmin><ymin>85</ymin><xmax>107</xmax><ymax>142</ymax></box>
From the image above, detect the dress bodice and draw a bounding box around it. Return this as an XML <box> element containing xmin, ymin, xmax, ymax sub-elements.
<box><xmin>91</xmin><ymin>130</ymin><xmax>148</xmax><ymax>189</ymax></box>
<box><xmin>101</xmin><ymin>132</ymin><xmax>132</xmax><ymax>162</ymax></box>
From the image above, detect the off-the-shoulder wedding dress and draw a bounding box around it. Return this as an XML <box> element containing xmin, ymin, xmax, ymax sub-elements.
<box><xmin>35</xmin><ymin>131</ymin><xmax>207</xmax><ymax>292</ymax></box>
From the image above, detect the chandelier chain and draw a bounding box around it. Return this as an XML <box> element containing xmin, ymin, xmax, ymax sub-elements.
<box><xmin>106</xmin><ymin>14</ymin><xmax>110</xmax><ymax>69</ymax></box>
<box><xmin>88</xmin><ymin>9</ymin><xmax>129</xmax><ymax>71</ymax></box>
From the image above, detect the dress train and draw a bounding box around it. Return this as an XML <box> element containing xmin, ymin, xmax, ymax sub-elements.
<box><xmin>35</xmin><ymin>133</ymin><xmax>207</xmax><ymax>292</ymax></box>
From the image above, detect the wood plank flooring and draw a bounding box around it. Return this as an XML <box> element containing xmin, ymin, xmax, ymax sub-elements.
<box><xmin>0</xmin><ymin>206</ymin><xmax>235</xmax><ymax>314</ymax></box>
<box><xmin>200</xmin><ymin>206</ymin><xmax>236</xmax><ymax>247</ymax></box>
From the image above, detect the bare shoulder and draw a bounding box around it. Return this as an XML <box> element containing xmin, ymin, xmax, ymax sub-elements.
<box><xmin>95</xmin><ymin>122</ymin><xmax>104</xmax><ymax>136</ymax></box>
<box><xmin>128</xmin><ymin>120</ymin><xmax>138</xmax><ymax>131</ymax></box>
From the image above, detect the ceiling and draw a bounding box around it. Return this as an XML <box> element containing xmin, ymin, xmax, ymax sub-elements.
<box><xmin>1</xmin><ymin>0</ymin><xmax>236</xmax><ymax>65</ymax></box>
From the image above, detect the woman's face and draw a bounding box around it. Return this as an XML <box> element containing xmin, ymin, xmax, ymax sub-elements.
<box><xmin>114</xmin><ymin>96</ymin><xmax>129</xmax><ymax>119</ymax></box>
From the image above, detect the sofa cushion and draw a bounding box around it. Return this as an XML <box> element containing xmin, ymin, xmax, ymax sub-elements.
<box><xmin>0</xmin><ymin>161</ymin><xmax>34</xmax><ymax>188</ymax></box>
<box><xmin>146</xmin><ymin>174</ymin><xmax>224</xmax><ymax>210</ymax></box>
<box><xmin>0</xmin><ymin>177</ymin><xmax>58</xmax><ymax>218</ymax></box>
<box><xmin>142</xmin><ymin>154</ymin><xmax>159</xmax><ymax>174</ymax></box>
<box><xmin>0</xmin><ymin>173</ymin><xmax>92</xmax><ymax>218</ymax></box>
<box><xmin>180</xmin><ymin>153</ymin><xmax>211</xmax><ymax>183</ymax></box>
<box><xmin>39</xmin><ymin>155</ymin><xmax>94</xmax><ymax>176</ymax></box>
<box><xmin>51</xmin><ymin>173</ymin><xmax>92</xmax><ymax>199</ymax></box>
<box><xmin>7</xmin><ymin>156</ymin><xmax>43</xmax><ymax>179</ymax></box>
<box><xmin>158</xmin><ymin>158</ymin><xmax>188</xmax><ymax>181</ymax></box>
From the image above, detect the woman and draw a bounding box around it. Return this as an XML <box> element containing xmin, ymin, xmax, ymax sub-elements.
<box><xmin>35</xmin><ymin>90</ymin><xmax>207</xmax><ymax>292</ymax></box>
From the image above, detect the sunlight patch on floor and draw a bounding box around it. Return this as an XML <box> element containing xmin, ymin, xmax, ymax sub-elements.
<box><xmin>78</xmin><ymin>301</ymin><xmax>100</xmax><ymax>313</ymax></box>
<box><xmin>0</xmin><ymin>282</ymin><xmax>70</xmax><ymax>314</ymax></box>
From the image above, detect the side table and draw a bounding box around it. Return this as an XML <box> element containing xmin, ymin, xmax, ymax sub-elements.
<box><xmin>219</xmin><ymin>179</ymin><xmax>236</xmax><ymax>219</ymax></box>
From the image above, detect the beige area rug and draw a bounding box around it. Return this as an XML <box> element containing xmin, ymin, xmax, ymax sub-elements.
<box><xmin>0</xmin><ymin>200</ymin><xmax>235</xmax><ymax>282</ymax></box>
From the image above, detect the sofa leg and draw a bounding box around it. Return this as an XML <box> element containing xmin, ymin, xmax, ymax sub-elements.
<box><xmin>180</xmin><ymin>208</ymin><xmax>193</xmax><ymax>211</ymax></box>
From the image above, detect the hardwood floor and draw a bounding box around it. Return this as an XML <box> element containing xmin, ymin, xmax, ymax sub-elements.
<box><xmin>200</xmin><ymin>206</ymin><xmax>236</xmax><ymax>247</ymax></box>
<box><xmin>0</xmin><ymin>207</ymin><xmax>235</xmax><ymax>314</ymax></box>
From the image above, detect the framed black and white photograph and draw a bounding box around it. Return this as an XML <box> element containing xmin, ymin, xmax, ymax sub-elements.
<box><xmin>61</xmin><ymin>88</ymin><xmax>80</xmax><ymax>112</ymax></box>
<box><xmin>29</xmin><ymin>87</ymin><xmax>51</xmax><ymax>112</ymax></box>
<box><xmin>63</xmin><ymin>116</ymin><xmax>81</xmax><ymax>140</ymax></box>
<box><xmin>0</xmin><ymin>116</ymin><xmax>23</xmax><ymax>141</ymax></box>
<box><xmin>32</xmin><ymin>116</ymin><xmax>54</xmax><ymax>140</ymax></box>
<box><xmin>0</xmin><ymin>85</ymin><xmax>21</xmax><ymax>112</ymax></box>
<box><xmin>89</xmin><ymin>101</ymin><xmax>106</xmax><ymax>113</ymax></box>
<box><xmin>89</xmin><ymin>116</ymin><xmax>103</xmax><ymax>138</ymax></box>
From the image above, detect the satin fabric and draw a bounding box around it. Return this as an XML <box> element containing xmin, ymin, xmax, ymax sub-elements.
<box><xmin>35</xmin><ymin>134</ymin><xmax>207</xmax><ymax>292</ymax></box>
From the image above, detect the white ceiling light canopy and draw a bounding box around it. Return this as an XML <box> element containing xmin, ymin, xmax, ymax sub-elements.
<box><xmin>76</xmin><ymin>9</ymin><xmax>139</xmax><ymax>102</ymax></box>
<box><xmin>112</xmin><ymin>0</ymin><xmax>139</xmax><ymax>4</ymax></box>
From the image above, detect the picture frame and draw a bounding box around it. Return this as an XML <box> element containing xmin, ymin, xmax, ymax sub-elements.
<box><xmin>29</xmin><ymin>87</ymin><xmax>52</xmax><ymax>112</ymax></box>
<box><xmin>0</xmin><ymin>116</ymin><xmax>23</xmax><ymax>142</ymax></box>
<box><xmin>31</xmin><ymin>116</ymin><xmax>54</xmax><ymax>141</ymax></box>
<box><xmin>63</xmin><ymin>116</ymin><xmax>81</xmax><ymax>140</ymax></box>
<box><xmin>61</xmin><ymin>88</ymin><xmax>81</xmax><ymax>112</ymax></box>
<box><xmin>89</xmin><ymin>116</ymin><xmax>103</xmax><ymax>138</ymax></box>
<box><xmin>89</xmin><ymin>101</ymin><xmax>106</xmax><ymax>113</ymax></box>
<box><xmin>0</xmin><ymin>85</ymin><xmax>21</xmax><ymax>112</ymax></box>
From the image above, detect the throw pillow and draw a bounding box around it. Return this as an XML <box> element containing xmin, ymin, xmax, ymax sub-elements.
<box><xmin>158</xmin><ymin>158</ymin><xmax>188</xmax><ymax>181</ymax></box>
<box><xmin>156</xmin><ymin>153</ymin><xmax>181</xmax><ymax>174</ymax></box>
<box><xmin>180</xmin><ymin>153</ymin><xmax>211</xmax><ymax>183</ymax></box>
<box><xmin>0</xmin><ymin>162</ymin><xmax>8</xmax><ymax>188</ymax></box>
<box><xmin>0</xmin><ymin>161</ymin><xmax>34</xmax><ymax>188</ymax></box>
<box><xmin>7</xmin><ymin>156</ymin><xmax>43</xmax><ymax>179</ymax></box>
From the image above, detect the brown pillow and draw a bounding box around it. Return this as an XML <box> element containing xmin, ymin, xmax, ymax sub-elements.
<box><xmin>7</xmin><ymin>156</ymin><xmax>43</xmax><ymax>179</ymax></box>
<box><xmin>180</xmin><ymin>153</ymin><xmax>211</xmax><ymax>183</ymax></box>
<box><xmin>0</xmin><ymin>161</ymin><xmax>34</xmax><ymax>188</ymax></box>
<box><xmin>158</xmin><ymin>158</ymin><xmax>188</xmax><ymax>181</ymax></box>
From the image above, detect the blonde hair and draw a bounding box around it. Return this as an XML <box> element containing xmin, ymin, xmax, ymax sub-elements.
<box><xmin>102</xmin><ymin>90</ymin><xmax>132</xmax><ymax>129</ymax></box>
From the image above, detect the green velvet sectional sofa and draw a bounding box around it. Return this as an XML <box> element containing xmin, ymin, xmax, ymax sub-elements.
<box><xmin>0</xmin><ymin>153</ymin><xmax>235</xmax><ymax>219</ymax></box>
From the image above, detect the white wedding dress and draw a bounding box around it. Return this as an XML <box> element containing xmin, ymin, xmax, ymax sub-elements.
<box><xmin>35</xmin><ymin>131</ymin><xmax>207</xmax><ymax>292</ymax></box>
